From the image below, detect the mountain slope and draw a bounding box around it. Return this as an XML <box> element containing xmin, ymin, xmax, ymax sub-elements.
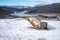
<box><xmin>27</xmin><ymin>3</ymin><xmax>60</xmax><ymax>13</ymax></box>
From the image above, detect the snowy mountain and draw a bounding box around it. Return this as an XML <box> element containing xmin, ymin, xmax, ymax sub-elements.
<box><xmin>27</xmin><ymin>3</ymin><xmax>60</xmax><ymax>13</ymax></box>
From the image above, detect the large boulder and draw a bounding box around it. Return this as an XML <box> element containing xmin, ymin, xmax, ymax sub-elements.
<box><xmin>40</xmin><ymin>22</ymin><xmax>47</xmax><ymax>29</ymax></box>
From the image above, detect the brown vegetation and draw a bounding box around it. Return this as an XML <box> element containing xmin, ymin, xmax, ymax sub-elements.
<box><xmin>28</xmin><ymin>18</ymin><xmax>40</xmax><ymax>29</ymax></box>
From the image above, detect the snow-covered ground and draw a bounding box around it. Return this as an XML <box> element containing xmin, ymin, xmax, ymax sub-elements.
<box><xmin>0</xmin><ymin>18</ymin><xmax>60</xmax><ymax>40</ymax></box>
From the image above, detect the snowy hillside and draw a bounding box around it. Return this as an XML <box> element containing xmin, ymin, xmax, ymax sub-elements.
<box><xmin>0</xmin><ymin>18</ymin><xmax>60</xmax><ymax>40</ymax></box>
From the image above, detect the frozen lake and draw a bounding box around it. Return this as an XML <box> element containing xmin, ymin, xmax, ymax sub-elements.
<box><xmin>11</xmin><ymin>11</ymin><xmax>60</xmax><ymax>17</ymax></box>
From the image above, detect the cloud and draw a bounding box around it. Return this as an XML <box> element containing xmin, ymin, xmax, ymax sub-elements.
<box><xmin>42</xmin><ymin>0</ymin><xmax>60</xmax><ymax>3</ymax></box>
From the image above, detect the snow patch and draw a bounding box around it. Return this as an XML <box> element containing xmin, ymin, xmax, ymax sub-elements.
<box><xmin>0</xmin><ymin>19</ymin><xmax>60</xmax><ymax>40</ymax></box>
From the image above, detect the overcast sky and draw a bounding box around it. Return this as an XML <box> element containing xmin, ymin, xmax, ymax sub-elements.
<box><xmin>0</xmin><ymin>0</ymin><xmax>60</xmax><ymax>6</ymax></box>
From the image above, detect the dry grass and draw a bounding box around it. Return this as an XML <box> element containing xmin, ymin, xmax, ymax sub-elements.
<box><xmin>28</xmin><ymin>18</ymin><xmax>40</xmax><ymax>29</ymax></box>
